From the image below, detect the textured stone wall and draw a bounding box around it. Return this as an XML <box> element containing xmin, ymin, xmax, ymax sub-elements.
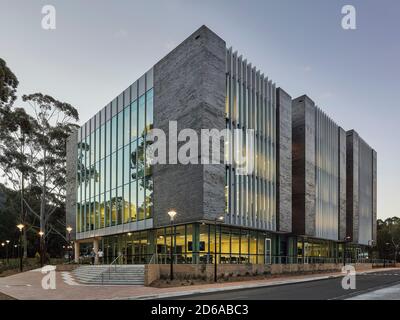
<box><xmin>276</xmin><ymin>88</ymin><xmax>292</xmax><ymax>233</ymax></box>
<box><xmin>303</xmin><ymin>96</ymin><xmax>316</xmax><ymax>236</ymax></box>
<box><xmin>291</xmin><ymin>96</ymin><xmax>306</xmax><ymax>235</ymax></box>
<box><xmin>66</xmin><ymin>128</ymin><xmax>78</xmax><ymax>240</ymax></box>
<box><xmin>153</xmin><ymin>25</ymin><xmax>226</xmax><ymax>227</ymax></box>
<box><xmin>346</xmin><ymin>130</ymin><xmax>359</xmax><ymax>242</ymax></box>
<box><xmin>339</xmin><ymin>127</ymin><xmax>347</xmax><ymax>240</ymax></box>
<box><xmin>291</xmin><ymin>95</ymin><xmax>316</xmax><ymax>237</ymax></box>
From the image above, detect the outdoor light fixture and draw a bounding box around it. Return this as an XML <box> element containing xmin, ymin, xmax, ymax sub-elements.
<box><xmin>66</xmin><ymin>227</ymin><xmax>73</xmax><ymax>263</ymax></box>
<box><xmin>38</xmin><ymin>231</ymin><xmax>44</xmax><ymax>267</ymax></box>
<box><xmin>16</xmin><ymin>224</ymin><xmax>24</xmax><ymax>272</ymax></box>
<box><xmin>214</xmin><ymin>215</ymin><xmax>225</xmax><ymax>282</ymax></box>
<box><xmin>2</xmin><ymin>241</ymin><xmax>9</xmax><ymax>264</ymax></box>
<box><xmin>167</xmin><ymin>210</ymin><xmax>177</xmax><ymax>281</ymax></box>
<box><xmin>167</xmin><ymin>210</ymin><xmax>177</xmax><ymax>221</ymax></box>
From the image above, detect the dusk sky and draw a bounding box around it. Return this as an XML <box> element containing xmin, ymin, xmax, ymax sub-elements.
<box><xmin>1</xmin><ymin>0</ymin><xmax>399</xmax><ymax>220</ymax></box>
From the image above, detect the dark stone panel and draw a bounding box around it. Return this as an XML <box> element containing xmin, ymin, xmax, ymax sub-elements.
<box><xmin>303</xmin><ymin>96</ymin><xmax>316</xmax><ymax>236</ymax></box>
<box><xmin>291</xmin><ymin>95</ymin><xmax>316</xmax><ymax>237</ymax></box>
<box><xmin>153</xmin><ymin>25</ymin><xmax>226</xmax><ymax>228</ymax></box>
<box><xmin>346</xmin><ymin>130</ymin><xmax>359</xmax><ymax>243</ymax></box>
<box><xmin>276</xmin><ymin>88</ymin><xmax>292</xmax><ymax>233</ymax></box>
<box><xmin>291</xmin><ymin>96</ymin><xmax>306</xmax><ymax>236</ymax></box>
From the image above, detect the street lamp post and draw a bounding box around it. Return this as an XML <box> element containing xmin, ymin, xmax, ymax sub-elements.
<box><xmin>1</xmin><ymin>243</ymin><xmax>4</xmax><ymax>263</ymax></box>
<box><xmin>17</xmin><ymin>224</ymin><xmax>25</xmax><ymax>272</ymax></box>
<box><xmin>5</xmin><ymin>240</ymin><xmax>9</xmax><ymax>264</ymax></box>
<box><xmin>38</xmin><ymin>231</ymin><xmax>44</xmax><ymax>268</ymax></box>
<box><xmin>167</xmin><ymin>210</ymin><xmax>177</xmax><ymax>281</ymax></box>
<box><xmin>384</xmin><ymin>242</ymin><xmax>390</xmax><ymax>268</ymax></box>
<box><xmin>343</xmin><ymin>236</ymin><xmax>351</xmax><ymax>266</ymax></box>
<box><xmin>66</xmin><ymin>226</ymin><xmax>73</xmax><ymax>263</ymax></box>
<box><xmin>214</xmin><ymin>215</ymin><xmax>224</xmax><ymax>283</ymax></box>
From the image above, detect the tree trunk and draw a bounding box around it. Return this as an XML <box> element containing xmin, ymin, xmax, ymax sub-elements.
<box><xmin>40</xmin><ymin>149</ymin><xmax>47</xmax><ymax>260</ymax></box>
<box><xmin>21</xmin><ymin>136</ymin><xmax>28</xmax><ymax>258</ymax></box>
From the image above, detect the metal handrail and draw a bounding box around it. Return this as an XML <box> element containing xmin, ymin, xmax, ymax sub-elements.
<box><xmin>101</xmin><ymin>254</ymin><xmax>123</xmax><ymax>284</ymax></box>
<box><xmin>148</xmin><ymin>253</ymin><xmax>158</xmax><ymax>265</ymax></box>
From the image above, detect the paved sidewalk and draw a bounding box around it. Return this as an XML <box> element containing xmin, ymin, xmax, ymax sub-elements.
<box><xmin>348</xmin><ymin>282</ymin><xmax>400</xmax><ymax>300</ymax></box>
<box><xmin>0</xmin><ymin>267</ymin><xmax>397</xmax><ymax>300</ymax></box>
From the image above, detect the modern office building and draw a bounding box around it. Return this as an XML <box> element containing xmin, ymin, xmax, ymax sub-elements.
<box><xmin>291</xmin><ymin>96</ymin><xmax>377</xmax><ymax>260</ymax></box>
<box><xmin>66</xmin><ymin>25</ymin><xmax>376</xmax><ymax>265</ymax></box>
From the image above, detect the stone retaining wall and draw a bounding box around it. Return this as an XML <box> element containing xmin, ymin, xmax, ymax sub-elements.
<box><xmin>144</xmin><ymin>263</ymin><xmax>374</xmax><ymax>286</ymax></box>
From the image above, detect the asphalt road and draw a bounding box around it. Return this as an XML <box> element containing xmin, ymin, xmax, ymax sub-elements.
<box><xmin>174</xmin><ymin>270</ymin><xmax>400</xmax><ymax>300</ymax></box>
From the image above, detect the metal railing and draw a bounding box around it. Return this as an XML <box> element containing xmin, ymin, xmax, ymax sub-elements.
<box><xmin>87</xmin><ymin>253</ymin><xmax>397</xmax><ymax>268</ymax></box>
<box><xmin>101</xmin><ymin>254</ymin><xmax>123</xmax><ymax>284</ymax></box>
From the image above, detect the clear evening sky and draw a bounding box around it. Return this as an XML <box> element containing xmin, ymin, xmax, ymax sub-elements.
<box><xmin>0</xmin><ymin>0</ymin><xmax>399</xmax><ymax>220</ymax></box>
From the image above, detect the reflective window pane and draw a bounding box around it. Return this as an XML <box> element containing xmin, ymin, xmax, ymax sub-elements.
<box><xmin>138</xmin><ymin>95</ymin><xmax>145</xmax><ymax>138</ymax></box>
<box><xmin>123</xmin><ymin>184</ymin><xmax>130</xmax><ymax>223</ymax></box>
<box><xmin>111</xmin><ymin>116</ymin><xmax>117</xmax><ymax>153</ymax></box>
<box><xmin>117</xmin><ymin>111</ymin><xmax>124</xmax><ymax>150</ymax></box>
<box><xmin>146</xmin><ymin>89</ymin><xmax>153</xmax><ymax>133</ymax></box>
<box><xmin>124</xmin><ymin>106</ymin><xmax>130</xmax><ymax>146</ymax></box>
<box><xmin>130</xmin><ymin>180</ymin><xmax>137</xmax><ymax>221</ymax></box>
<box><xmin>138</xmin><ymin>180</ymin><xmax>145</xmax><ymax>220</ymax></box>
<box><xmin>117</xmin><ymin>148</ymin><xmax>123</xmax><ymax>187</ymax></box>
<box><xmin>130</xmin><ymin>100</ymin><xmax>137</xmax><ymax>141</ymax></box>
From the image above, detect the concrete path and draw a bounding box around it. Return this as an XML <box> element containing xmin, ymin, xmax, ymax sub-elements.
<box><xmin>348</xmin><ymin>282</ymin><xmax>400</xmax><ymax>300</ymax></box>
<box><xmin>0</xmin><ymin>266</ymin><xmax>397</xmax><ymax>300</ymax></box>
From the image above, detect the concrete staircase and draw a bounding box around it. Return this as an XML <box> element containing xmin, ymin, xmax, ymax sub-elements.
<box><xmin>72</xmin><ymin>265</ymin><xmax>145</xmax><ymax>285</ymax></box>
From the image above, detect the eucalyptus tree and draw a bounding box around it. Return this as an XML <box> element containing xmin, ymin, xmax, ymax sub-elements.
<box><xmin>20</xmin><ymin>93</ymin><xmax>79</xmax><ymax>256</ymax></box>
<box><xmin>0</xmin><ymin>58</ymin><xmax>80</xmax><ymax>259</ymax></box>
<box><xmin>0</xmin><ymin>105</ymin><xmax>37</xmax><ymax>257</ymax></box>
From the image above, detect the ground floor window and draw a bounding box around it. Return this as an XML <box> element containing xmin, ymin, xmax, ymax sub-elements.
<box><xmin>77</xmin><ymin>226</ymin><xmax>371</xmax><ymax>264</ymax></box>
<box><xmin>92</xmin><ymin>223</ymin><xmax>273</xmax><ymax>264</ymax></box>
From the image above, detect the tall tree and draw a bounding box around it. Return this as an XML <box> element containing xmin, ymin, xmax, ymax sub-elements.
<box><xmin>0</xmin><ymin>107</ymin><xmax>37</xmax><ymax>257</ymax></box>
<box><xmin>21</xmin><ymin>93</ymin><xmax>79</xmax><ymax>257</ymax></box>
<box><xmin>0</xmin><ymin>59</ymin><xmax>80</xmax><ymax>259</ymax></box>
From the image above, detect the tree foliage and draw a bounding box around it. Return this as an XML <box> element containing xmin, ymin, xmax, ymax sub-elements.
<box><xmin>0</xmin><ymin>58</ymin><xmax>79</xmax><ymax>259</ymax></box>
<box><xmin>376</xmin><ymin>217</ymin><xmax>400</xmax><ymax>262</ymax></box>
<box><xmin>0</xmin><ymin>58</ymin><xmax>18</xmax><ymax>107</ymax></box>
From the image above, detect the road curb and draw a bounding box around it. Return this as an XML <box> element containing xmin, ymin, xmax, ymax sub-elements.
<box><xmin>117</xmin><ymin>267</ymin><xmax>399</xmax><ymax>300</ymax></box>
<box><xmin>118</xmin><ymin>274</ymin><xmax>341</xmax><ymax>300</ymax></box>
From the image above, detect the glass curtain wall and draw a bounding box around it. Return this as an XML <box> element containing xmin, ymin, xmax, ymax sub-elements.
<box><xmin>76</xmin><ymin>87</ymin><xmax>153</xmax><ymax>233</ymax></box>
<box><xmin>99</xmin><ymin>223</ymin><xmax>269</xmax><ymax>265</ymax></box>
